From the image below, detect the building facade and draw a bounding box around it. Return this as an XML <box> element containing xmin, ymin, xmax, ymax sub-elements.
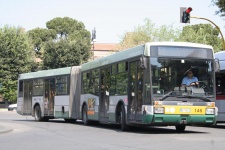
<box><xmin>91</xmin><ymin>43</ymin><xmax>118</xmax><ymax>60</ymax></box>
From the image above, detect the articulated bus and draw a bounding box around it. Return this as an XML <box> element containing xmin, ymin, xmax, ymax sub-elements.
<box><xmin>215</xmin><ymin>51</ymin><xmax>225</xmax><ymax>123</ymax></box>
<box><xmin>17</xmin><ymin>42</ymin><xmax>218</xmax><ymax>132</ymax></box>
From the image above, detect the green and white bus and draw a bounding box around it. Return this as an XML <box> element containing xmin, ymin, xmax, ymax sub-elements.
<box><xmin>17</xmin><ymin>66</ymin><xmax>81</xmax><ymax>122</ymax></box>
<box><xmin>17</xmin><ymin>42</ymin><xmax>218</xmax><ymax>132</ymax></box>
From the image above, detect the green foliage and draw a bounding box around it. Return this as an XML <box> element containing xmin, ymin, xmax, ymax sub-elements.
<box><xmin>28</xmin><ymin>28</ymin><xmax>56</xmax><ymax>56</ymax></box>
<box><xmin>46</xmin><ymin>17</ymin><xmax>86</xmax><ymax>39</ymax></box>
<box><xmin>0</xmin><ymin>17</ymin><xmax>91</xmax><ymax>102</ymax></box>
<box><xmin>0</xmin><ymin>26</ymin><xmax>34</xmax><ymax>102</ymax></box>
<box><xmin>43</xmin><ymin>17</ymin><xmax>91</xmax><ymax>69</ymax></box>
<box><xmin>0</xmin><ymin>80</ymin><xmax>17</xmax><ymax>102</ymax></box>
<box><xmin>213</xmin><ymin>0</ymin><xmax>225</xmax><ymax>17</ymax></box>
<box><xmin>178</xmin><ymin>24</ymin><xmax>222</xmax><ymax>52</ymax></box>
<box><xmin>44</xmin><ymin>39</ymin><xmax>83</xmax><ymax>69</ymax></box>
<box><xmin>118</xmin><ymin>18</ymin><xmax>180</xmax><ymax>50</ymax></box>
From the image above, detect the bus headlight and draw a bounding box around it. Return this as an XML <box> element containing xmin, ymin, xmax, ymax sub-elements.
<box><xmin>154</xmin><ymin>107</ymin><xmax>164</xmax><ymax>114</ymax></box>
<box><xmin>206</xmin><ymin>108</ymin><xmax>215</xmax><ymax>115</ymax></box>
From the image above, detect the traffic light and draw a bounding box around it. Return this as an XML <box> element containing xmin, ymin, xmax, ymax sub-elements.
<box><xmin>180</xmin><ymin>7</ymin><xmax>192</xmax><ymax>23</ymax></box>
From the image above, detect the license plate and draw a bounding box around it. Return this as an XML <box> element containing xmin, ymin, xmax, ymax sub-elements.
<box><xmin>194</xmin><ymin>108</ymin><xmax>203</xmax><ymax>113</ymax></box>
<box><xmin>180</xmin><ymin>108</ymin><xmax>190</xmax><ymax>113</ymax></box>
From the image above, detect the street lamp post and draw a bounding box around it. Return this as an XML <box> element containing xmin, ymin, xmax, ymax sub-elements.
<box><xmin>92</xmin><ymin>40</ymin><xmax>95</xmax><ymax>60</ymax></box>
<box><xmin>91</xmin><ymin>28</ymin><xmax>96</xmax><ymax>60</ymax></box>
<box><xmin>191</xmin><ymin>16</ymin><xmax>225</xmax><ymax>50</ymax></box>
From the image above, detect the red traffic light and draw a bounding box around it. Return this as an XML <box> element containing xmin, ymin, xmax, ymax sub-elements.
<box><xmin>180</xmin><ymin>7</ymin><xmax>192</xmax><ymax>23</ymax></box>
<box><xmin>186</xmin><ymin>7</ymin><xmax>192</xmax><ymax>14</ymax></box>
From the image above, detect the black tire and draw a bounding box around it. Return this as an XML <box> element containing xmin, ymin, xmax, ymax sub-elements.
<box><xmin>43</xmin><ymin>117</ymin><xmax>49</xmax><ymax>122</ymax></box>
<box><xmin>34</xmin><ymin>105</ymin><xmax>43</xmax><ymax>121</ymax></box>
<box><xmin>64</xmin><ymin>119</ymin><xmax>77</xmax><ymax>123</ymax></box>
<box><xmin>119</xmin><ymin>105</ymin><xmax>129</xmax><ymax>131</ymax></box>
<box><xmin>175</xmin><ymin>125</ymin><xmax>186</xmax><ymax>132</ymax></box>
<box><xmin>82</xmin><ymin>105</ymin><xmax>90</xmax><ymax>125</ymax></box>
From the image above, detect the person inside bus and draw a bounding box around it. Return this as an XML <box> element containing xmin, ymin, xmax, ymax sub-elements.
<box><xmin>181</xmin><ymin>70</ymin><xmax>199</xmax><ymax>87</ymax></box>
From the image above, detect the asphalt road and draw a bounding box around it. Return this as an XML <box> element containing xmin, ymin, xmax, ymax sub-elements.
<box><xmin>1</xmin><ymin>110</ymin><xmax>225</xmax><ymax>150</ymax></box>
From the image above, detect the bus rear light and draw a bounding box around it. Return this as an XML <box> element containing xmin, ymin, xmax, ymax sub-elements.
<box><xmin>154</xmin><ymin>107</ymin><xmax>164</xmax><ymax>114</ymax></box>
<box><xmin>206</xmin><ymin>108</ymin><xmax>215</xmax><ymax>115</ymax></box>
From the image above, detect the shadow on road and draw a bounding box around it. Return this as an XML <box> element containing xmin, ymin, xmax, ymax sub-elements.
<box><xmin>13</xmin><ymin>118</ymin><xmax>208</xmax><ymax>134</ymax></box>
<box><xmin>208</xmin><ymin>123</ymin><xmax>225</xmax><ymax>129</ymax></box>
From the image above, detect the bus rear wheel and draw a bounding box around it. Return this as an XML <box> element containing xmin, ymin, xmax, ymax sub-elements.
<box><xmin>82</xmin><ymin>105</ymin><xmax>90</xmax><ymax>125</ymax></box>
<box><xmin>64</xmin><ymin>119</ymin><xmax>77</xmax><ymax>123</ymax></box>
<box><xmin>175</xmin><ymin>125</ymin><xmax>186</xmax><ymax>132</ymax></box>
<box><xmin>34</xmin><ymin>105</ymin><xmax>43</xmax><ymax>121</ymax></box>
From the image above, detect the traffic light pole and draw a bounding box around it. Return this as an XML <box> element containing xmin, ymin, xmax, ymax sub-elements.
<box><xmin>191</xmin><ymin>16</ymin><xmax>225</xmax><ymax>50</ymax></box>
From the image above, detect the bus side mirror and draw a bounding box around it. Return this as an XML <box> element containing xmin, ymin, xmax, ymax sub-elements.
<box><xmin>215</xmin><ymin>58</ymin><xmax>220</xmax><ymax>72</ymax></box>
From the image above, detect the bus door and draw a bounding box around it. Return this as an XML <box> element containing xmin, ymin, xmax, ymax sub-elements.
<box><xmin>99</xmin><ymin>67</ymin><xmax>110</xmax><ymax>119</ymax></box>
<box><xmin>44</xmin><ymin>78</ymin><xmax>55</xmax><ymax>116</ymax></box>
<box><xmin>23</xmin><ymin>80</ymin><xmax>32</xmax><ymax>115</ymax></box>
<box><xmin>128</xmin><ymin>61</ymin><xmax>143</xmax><ymax>121</ymax></box>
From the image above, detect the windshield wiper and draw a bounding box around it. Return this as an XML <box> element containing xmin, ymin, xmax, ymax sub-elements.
<box><xmin>161</xmin><ymin>95</ymin><xmax>174</xmax><ymax>101</ymax></box>
<box><xmin>176</xmin><ymin>95</ymin><xmax>211</xmax><ymax>102</ymax></box>
<box><xmin>161</xmin><ymin>91</ymin><xmax>174</xmax><ymax>101</ymax></box>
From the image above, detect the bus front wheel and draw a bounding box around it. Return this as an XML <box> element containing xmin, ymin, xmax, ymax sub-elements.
<box><xmin>119</xmin><ymin>105</ymin><xmax>129</xmax><ymax>131</ymax></box>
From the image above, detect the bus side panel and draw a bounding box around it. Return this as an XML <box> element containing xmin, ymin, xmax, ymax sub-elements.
<box><xmin>141</xmin><ymin>105</ymin><xmax>154</xmax><ymax>123</ymax></box>
<box><xmin>108</xmin><ymin>95</ymin><xmax>128</xmax><ymax>123</ymax></box>
<box><xmin>32</xmin><ymin>96</ymin><xmax>44</xmax><ymax>117</ymax></box>
<box><xmin>216</xmin><ymin>98</ymin><xmax>225</xmax><ymax>122</ymax></box>
<box><xmin>80</xmin><ymin>94</ymin><xmax>99</xmax><ymax>120</ymax></box>
<box><xmin>17</xmin><ymin>97</ymin><xmax>23</xmax><ymax>115</ymax></box>
<box><xmin>54</xmin><ymin>95</ymin><xmax>70</xmax><ymax>118</ymax></box>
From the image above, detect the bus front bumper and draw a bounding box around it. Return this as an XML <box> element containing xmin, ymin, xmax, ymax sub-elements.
<box><xmin>143</xmin><ymin>114</ymin><xmax>216</xmax><ymax>125</ymax></box>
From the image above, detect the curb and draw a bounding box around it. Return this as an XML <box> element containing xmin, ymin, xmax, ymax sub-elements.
<box><xmin>0</xmin><ymin>125</ymin><xmax>13</xmax><ymax>134</ymax></box>
<box><xmin>0</xmin><ymin>109</ymin><xmax>8</xmax><ymax>112</ymax></box>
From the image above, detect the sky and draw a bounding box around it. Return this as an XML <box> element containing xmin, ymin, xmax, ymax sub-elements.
<box><xmin>0</xmin><ymin>0</ymin><xmax>224</xmax><ymax>43</ymax></box>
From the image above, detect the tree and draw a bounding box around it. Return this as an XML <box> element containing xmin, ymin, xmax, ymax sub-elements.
<box><xmin>28</xmin><ymin>28</ymin><xmax>56</xmax><ymax>57</ymax></box>
<box><xmin>0</xmin><ymin>26</ymin><xmax>35</xmax><ymax>102</ymax></box>
<box><xmin>46</xmin><ymin>17</ymin><xmax>88</xmax><ymax>39</ymax></box>
<box><xmin>0</xmin><ymin>80</ymin><xmax>17</xmax><ymax>103</ymax></box>
<box><xmin>43</xmin><ymin>17</ymin><xmax>91</xmax><ymax>69</ymax></box>
<box><xmin>178</xmin><ymin>24</ymin><xmax>222</xmax><ymax>52</ymax></box>
<box><xmin>117</xmin><ymin>18</ymin><xmax>180</xmax><ymax>50</ymax></box>
<box><xmin>44</xmin><ymin>39</ymin><xmax>82</xmax><ymax>69</ymax></box>
<box><xmin>213</xmin><ymin>0</ymin><xmax>225</xmax><ymax>17</ymax></box>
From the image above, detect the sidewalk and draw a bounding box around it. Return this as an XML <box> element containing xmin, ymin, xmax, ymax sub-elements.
<box><xmin>0</xmin><ymin>125</ymin><xmax>13</xmax><ymax>134</ymax></box>
<box><xmin>0</xmin><ymin>108</ymin><xmax>13</xmax><ymax>134</ymax></box>
<box><xmin>0</xmin><ymin>108</ymin><xmax>7</xmax><ymax>112</ymax></box>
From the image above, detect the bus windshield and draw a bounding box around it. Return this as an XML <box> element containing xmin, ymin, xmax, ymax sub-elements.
<box><xmin>150</xmin><ymin>58</ymin><xmax>214</xmax><ymax>100</ymax></box>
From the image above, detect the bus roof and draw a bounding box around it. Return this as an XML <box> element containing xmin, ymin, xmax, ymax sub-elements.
<box><xmin>149</xmin><ymin>42</ymin><xmax>213</xmax><ymax>49</ymax></box>
<box><xmin>81</xmin><ymin>42</ymin><xmax>213</xmax><ymax>71</ymax></box>
<box><xmin>19</xmin><ymin>67</ymin><xmax>72</xmax><ymax>80</ymax></box>
<box><xmin>81</xmin><ymin>44</ymin><xmax>145</xmax><ymax>71</ymax></box>
<box><xmin>215</xmin><ymin>51</ymin><xmax>225</xmax><ymax>60</ymax></box>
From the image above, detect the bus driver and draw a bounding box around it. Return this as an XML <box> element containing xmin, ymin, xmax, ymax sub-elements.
<box><xmin>181</xmin><ymin>70</ymin><xmax>199</xmax><ymax>87</ymax></box>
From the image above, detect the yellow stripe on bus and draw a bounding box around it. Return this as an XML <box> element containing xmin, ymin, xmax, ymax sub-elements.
<box><xmin>160</xmin><ymin>106</ymin><xmax>211</xmax><ymax>115</ymax></box>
